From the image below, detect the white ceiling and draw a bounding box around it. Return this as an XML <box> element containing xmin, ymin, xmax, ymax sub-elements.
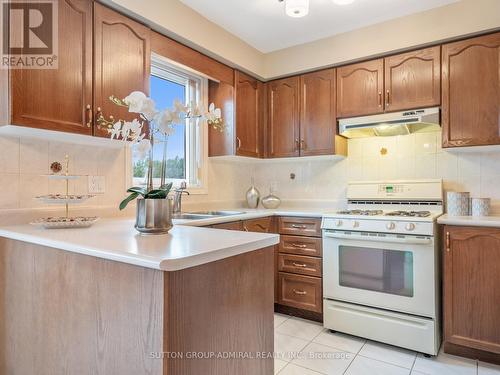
<box><xmin>179</xmin><ymin>0</ymin><xmax>460</xmax><ymax>53</ymax></box>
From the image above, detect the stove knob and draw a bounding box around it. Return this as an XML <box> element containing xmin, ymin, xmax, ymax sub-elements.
<box><xmin>386</xmin><ymin>222</ymin><xmax>396</xmax><ymax>230</ymax></box>
<box><xmin>335</xmin><ymin>220</ymin><xmax>343</xmax><ymax>227</ymax></box>
<box><xmin>405</xmin><ymin>223</ymin><xmax>416</xmax><ymax>231</ymax></box>
<box><xmin>352</xmin><ymin>221</ymin><xmax>360</xmax><ymax>228</ymax></box>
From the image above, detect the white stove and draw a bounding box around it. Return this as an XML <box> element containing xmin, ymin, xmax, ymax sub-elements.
<box><xmin>322</xmin><ymin>180</ymin><xmax>443</xmax><ymax>356</ymax></box>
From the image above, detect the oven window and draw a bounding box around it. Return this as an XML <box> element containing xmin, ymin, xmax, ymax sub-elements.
<box><xmin>339</xmin><ymin>246</ymin><xmax>414</xmax><ymax>297</ymax></box>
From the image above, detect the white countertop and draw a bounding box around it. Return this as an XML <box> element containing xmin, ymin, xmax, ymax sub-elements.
<box><xmin>0</xmin><ymin>218</ymin><xmax>280</xmax><ymax>271</ymax></box>
<box><xmin>437</xmin><ymin>214</ymin><xmax>500</xmax><ymax>228</ymax></box>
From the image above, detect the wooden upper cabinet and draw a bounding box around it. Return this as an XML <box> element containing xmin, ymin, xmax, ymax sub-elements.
<box><xmin>384</xmin><ymin>46</ymin><xmax>441</xmax><ymax>112</ymax></box>
<box><xmin>93</xmin><ymin>3</ymin><xmax>151</xmax><ymax>137</ymax></box>
<box><xmin>208</xmin><ymin>80</ymin><xmax>235</xmax><ymax>156</ymax></box>
<box><xmin>11</xmin><ymin>0</ymin><xmax>93</xmax><ymax>134</ymax></box>
<box><xmin>267</xmin><ymin>77</ymin><xmax>300</xmax><ymax>158</ymax></box>
<box><xmin>337</xmin><ymin>59</ymin><xmax>384</xmax><ymax>118</ymax></box>
<box><xmin>442</xmin><ymin>33</ymin><xmax>500</xmax><ymax>148</ymax></box>
<box><xmin>235</xmin><ymin>71</ymin><xmax>263</xmax><ymax>158</ymax></box>
<box><xmin>300</xmin><ymin>69</ymin><xmax>336</xmax><ymax>156</ymax></box>
<box><xmin>443</xmin><ymin>226</ymin><xmax>500</xmax><ymax>358</ymax></box>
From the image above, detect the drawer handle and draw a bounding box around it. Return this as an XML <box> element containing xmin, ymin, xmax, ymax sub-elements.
<box><xmin>292</xmin><ymin>262</ymin><xmax>307</xmax><ymax>268</ymax></box>
<box><xmin>293</xmin><ymin>289</ymin><xmax>307</xmax><ymax>295</ymax></box>
<box><xmin>291</xmin><ymin>243</ymin><xmax>307</xmax><ymax>248</ymax></box>
<box><xmin>291</xmin><ymin>224</ymin><xmax>307</xmax><ymax>229</ymax></box>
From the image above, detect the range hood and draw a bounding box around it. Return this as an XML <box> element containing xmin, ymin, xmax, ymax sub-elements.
<box><xmin>339</xmin><ymin>107</ymin><xmax>440</xmax><ymax>138</ymax></box>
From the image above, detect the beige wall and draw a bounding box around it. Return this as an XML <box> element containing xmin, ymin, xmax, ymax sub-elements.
<box><xmin>110</xmin><ymin>0</ymin><xmax>500</xmax><ymax>80</ymax></box>
<box><xmin>107</xmin><ymin>0</ymin><xmax>266</xmax><ymax>78</ymax></box>
<box><xmin>264</xmin><ymin>0</ymin><xmax>500</xmax><ymax>78</ymax></box>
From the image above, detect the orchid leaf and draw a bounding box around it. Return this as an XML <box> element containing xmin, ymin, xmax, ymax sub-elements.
<box><xmin>119</xmin><ymin>192</ymin><xmax>139</xmax><ymax>211</ymax></box>
<box><xmin>127</xmin><ymin>186</ymin><xmax>147</xmax><ymax>196</ymax></box>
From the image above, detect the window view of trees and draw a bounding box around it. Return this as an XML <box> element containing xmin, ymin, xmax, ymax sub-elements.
<box><xmin>133</xmin><ymin>74</ymin><xmax>187</xmax><ymax>182</ymax></box>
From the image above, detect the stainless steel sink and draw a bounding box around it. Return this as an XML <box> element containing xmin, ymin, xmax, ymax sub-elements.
<box><xmin>173</xmin><ymin>213</ymin><xmax>215</xmax><ymax>220</ymax></box>
<box><xmin>188</xmin><ymin>210</ymin><xmax>245</xmax><ymax>216</ymax></box>
<box><xmin>173</xmin><ymin>210</ymin><xmax>245</xmax><ymax>220</ymax></box>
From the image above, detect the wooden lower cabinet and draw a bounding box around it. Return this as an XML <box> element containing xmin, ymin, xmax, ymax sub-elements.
<box><xmin>243</xmin><ymin>217</ymin><xmax>273</xmax><ymax>233</ymax></box>
<box><xmin>278</xmin><ymin>217</ymin><xmax>322</xmax><ymax>237</ymax></box>
<box><xmin>278</xmin><ymin>273</ymin><xmax>322</xmax><ymax>313</ymax></box>
<box><xmin>279</xmin><ymin>235</ymin><xmax>322</xmax><ymax>257</ymax></box>
<box><xmin>278</xmin><ymin>254</ymin><xmax>321</xmax><ymax>277</ymax></box>
<box><xmin>210</xmin><ymin>221</ymin><xmax>244</xmax><ymax>231</ymax></box>
<box><xmin>443</xmin><ymin>225</ymin><xmax>500</xmax><ymax>364</ymax></box>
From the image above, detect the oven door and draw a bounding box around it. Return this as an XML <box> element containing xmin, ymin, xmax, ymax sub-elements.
<box><xmin>323</xmin><ymin>230</ymin><xmax>437</xmax><ymax>318</ymax></box>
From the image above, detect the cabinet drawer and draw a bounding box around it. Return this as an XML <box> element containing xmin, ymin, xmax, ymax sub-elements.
<box><xmin>278</xmin><ymin>254</ymin><xmax>322</xmax><ymax>277</ymax></box>
<box><xmin>278</xmin><ymin>272</ymin><xmax>322</xmax><ymax>313</ymax></box>
<box><xmin>279</xmin><ymin>235</ymin><xmax>322</xmax><ymax>257</ymax></box>
<box><xmin>243</xmin><ymin>217</ymin><xmax>272</xmax><ymax>233</ymax></box>
<box><xmin>211</xmin><ymin>221</ymin><xmax>243</xmax><ymax>231</ymax></box>
<box><xmin>278</xmin><ymin>217</ymin><xmax>322</xmax><ymax>237</ymax></box>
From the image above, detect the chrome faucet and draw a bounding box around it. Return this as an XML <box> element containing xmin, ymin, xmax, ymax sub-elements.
<box><xmin>173</xmin><ymin>181</ymin><xmax>190</xmax><ymax>214</ymax></box>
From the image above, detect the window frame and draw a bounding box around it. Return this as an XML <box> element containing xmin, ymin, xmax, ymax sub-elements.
<box><xmin>127</xmin><ymin>53</ymin><xmax>209</xmax><ymax>194</ymax></box>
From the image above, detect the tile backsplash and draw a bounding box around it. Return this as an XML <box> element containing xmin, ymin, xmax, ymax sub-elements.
<box><xmin>0</xmin><ymin>136</ymin><xmax>127</xmax><ymax>210</ymax></box>
<box><xmin>1</xmin><ymin>132</ymin><xmax>499</xmax><ymax>214</ymax></box>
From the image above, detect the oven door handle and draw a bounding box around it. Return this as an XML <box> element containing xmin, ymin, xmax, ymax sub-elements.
<box><xmin>324</xmin><ymin>231</ymin><xmax>432</xmax><ymax>245</ymax></box>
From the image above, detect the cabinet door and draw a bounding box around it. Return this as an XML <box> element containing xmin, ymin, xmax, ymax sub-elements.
<box><xmin>442</xmin><ymin>33</ymin><xmax>500</xmax><ymax>147</ymax></box>
<box><xmin>384</xmin><ymin>46</ymin><xmax>441</xmax><ymax>112</ymax></box>
<box><xmin>444</xmin><ymin>226</ymin><xmax>500</xmax><ymax>354</ymax></box>
<box><xmin>299</xmin><ymin>69</ymin><xmax>336</xmax><ymax>156</ymax></box>
<box><xmin>208</xmin><ymin>80</ymin><xmax>235</xmax><ymax>156</ymax></box>
<box><xmin>337</xmin><ymin>59</ymin><xmax>384</xmax><ymax>118</ymax></box>
<box><xmin>235</xmin><ymin>71</ymin><xmax>263</xmax><ymax>157</ymax></box>
<box><xmin>93</xmin><ymin>3</ymin><xmax>150</xmax><ymax>137</ymax></box>
<box><xmin>211</xmin><ymin>221</ymin><xmax>243</xmax><ymax>231</ymax></box>
<box><xmin>11</xmin><ymin>0</ymin><xmax>93</xmax><ymax>134</ymax></box>
<box><xmin>267</xmin><ymin>77</ymin><xmax>300</xmax><ymax>158</ymax></box>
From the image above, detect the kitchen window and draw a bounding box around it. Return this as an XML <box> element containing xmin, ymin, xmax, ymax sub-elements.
<box><xmin>131</xmin><ymin>53</ymin><xmax>208</xmax><ymax>192</ymax></box>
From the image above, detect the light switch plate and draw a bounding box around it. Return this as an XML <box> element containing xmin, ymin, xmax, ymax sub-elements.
<box><xmin>88</xmin><ymin>176</ymin><xmax>105</xmax><ymax>194</ymax></box>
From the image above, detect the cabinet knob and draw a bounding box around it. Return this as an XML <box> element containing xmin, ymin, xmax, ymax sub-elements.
<box><xmin>386</xmin><ymin>222</ymin><xmax>396</xmax><ymax>230</ymax></box>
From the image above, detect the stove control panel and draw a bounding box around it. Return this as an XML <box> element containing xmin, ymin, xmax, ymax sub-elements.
<box><xmin>322</xmin><ymin>217</ymin><xmax>434</xmax><ymax>236</ymax></box>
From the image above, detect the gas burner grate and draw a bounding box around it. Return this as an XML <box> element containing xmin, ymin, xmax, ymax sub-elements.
<box><xmin>385</xmin><ymin>210</ymin><xmax>431</xmax><ymax>217</ymax></box>
<box><xmin>337</xmin><ymin>209</ymin><xmax>384</xmax><ymax>216</ymax></box>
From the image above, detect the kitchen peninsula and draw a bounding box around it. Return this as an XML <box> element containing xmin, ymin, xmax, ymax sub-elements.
<box><xmin>0</xmin><ymin>219</ymin><xmax>279</xmax><ymax>375</ymax></box>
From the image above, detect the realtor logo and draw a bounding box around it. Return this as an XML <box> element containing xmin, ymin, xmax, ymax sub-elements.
<box><xmin>1</xmin><ymin>0</ymin><xmax>58</xmax><ymax>69</ymax></box>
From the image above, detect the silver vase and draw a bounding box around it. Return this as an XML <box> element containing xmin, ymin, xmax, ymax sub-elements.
<box><xmin>246</xmin><ymin>183</ymin><xmax>260</xmax><ymax>209</ymax></box>
<box><xmin>262</xmin><ymin>189</ymin><xmax>281</xmax><ymax>209</ymax></box>
<box><xmin>135</xmin><ymin>197</ymin><xmax>173</xmax><ymax>234</ymax></box>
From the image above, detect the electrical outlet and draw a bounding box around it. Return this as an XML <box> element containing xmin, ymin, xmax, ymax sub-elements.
<box><xmin>88</xmin><ymin>176</ymin><xmax>105</xmax><ymax>194</ymax></box>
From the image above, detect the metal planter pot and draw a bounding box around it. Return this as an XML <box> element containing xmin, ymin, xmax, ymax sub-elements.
<box><xmin>135</xmin><ymin>197</ymin><xmax>173</xmax><ymax>234</ymax></box>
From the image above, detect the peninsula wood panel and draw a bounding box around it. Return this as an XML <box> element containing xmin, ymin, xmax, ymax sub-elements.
<box><xmin>151</xmin><ymin>31</ymin><xmax>234</xmax><ymax>85</ymax></box>
<box><xmin>11</xmin><ymin>0</ymin><xmax>93</xmax><ymax>134</ymax></box>
<box><xmin>442</xmin><ymin>32</ymin><xmax>500</xmax><ymax>148</ymax></box>
<box><xmin>443</xmin><ymin>226</ymin><xmax>500</xmax><ymax>363</ymax></box>
<box><xmin>235</xmin><ymin>71</ymin><xmax>264</xmax><ymax>157</ymax></box>
<box><xmin>267</xmin><ymin>76</ymin><xmax>300</xmax><ymax>158</ymax></box>
<box><xmin>337</xmin><ymin>59</ymin><xmax>384</xmax><ymax>118</ymax></box>
<box><xmin>166</xmin><ymin>247</ymin><xmax>274</xmax><ymax>375</ymax></box>
<box><xmin>299</xmin><ymin>69</ymin><xmax>336</xmax><ymax>156</ymax></box>
<box><xmin>0</xmin><ymin>238</ymin><xmax>164</xmax><ymax>375</ymax></box>
<box><xmin>93</xmin><ymin>3</ymin><xmax>150</xmax><ymax>137</ymax></box>
<box><xmin>0</xmin><ymin>68</ymin><xmax>7</xmax><ymax>126</ymax></box>
<box><xmin>384</xmin><ymin>46</ymin><xmax>441</xmax><ymax>112</ymax></box>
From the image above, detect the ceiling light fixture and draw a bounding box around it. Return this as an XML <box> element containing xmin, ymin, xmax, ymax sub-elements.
<box><xmin>284</xmin><ymin>0</ymin><xmax>309</xmax><ymax>18</ymax></box>
<box><xmin>332</xmin><ymin>0</ymin><xmax>356</xmax><ymax>5</ymax></box>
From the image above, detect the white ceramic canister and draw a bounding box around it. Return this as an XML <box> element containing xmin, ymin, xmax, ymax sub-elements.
<box><xmin>471</xmin><ymin>198</ymin><xmax>490</xmax><ymax>217</ymax></box>
<box><xmin>447</xmin><ymin>192</ymin><xmax>470</xmax><ymax>216</ymax></box>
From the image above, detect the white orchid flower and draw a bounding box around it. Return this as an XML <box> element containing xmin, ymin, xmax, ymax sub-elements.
<box><xmin>135</xmin><ymin>138</ymin><xmax>152</xmax><ymax>159</ymax></box>
<box><xmin>157</xmin><ymin>110</ymin><xmax>176</xmax><ymax>135</ymax></box>
<box><xmin>123</xmin><ymin>91</ymin><xmax>148</xmax><ymax>113</ymax></box>
<box><xmin>140</xmin><ymin>98</ymin><xmax>157</xmax><ymax>121</ymax></box>
<box><xmin>109</xmin><ymin>121</ymin><xmax>123</xmax><ymax>139</ymax></box>
<box><xmin>206</xmin><ymin>102</ymin><xmax>222</xmax><ymax>123</ymax></box>
<box><xmin>128</xmin><ymin>119</ymin><xmax>144</xmax><ymax>142</ymax></box>
<box><xmin>173</xmin><ymin>99</ymin><xmax>188</xmax><ymax>114</ymax></box>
